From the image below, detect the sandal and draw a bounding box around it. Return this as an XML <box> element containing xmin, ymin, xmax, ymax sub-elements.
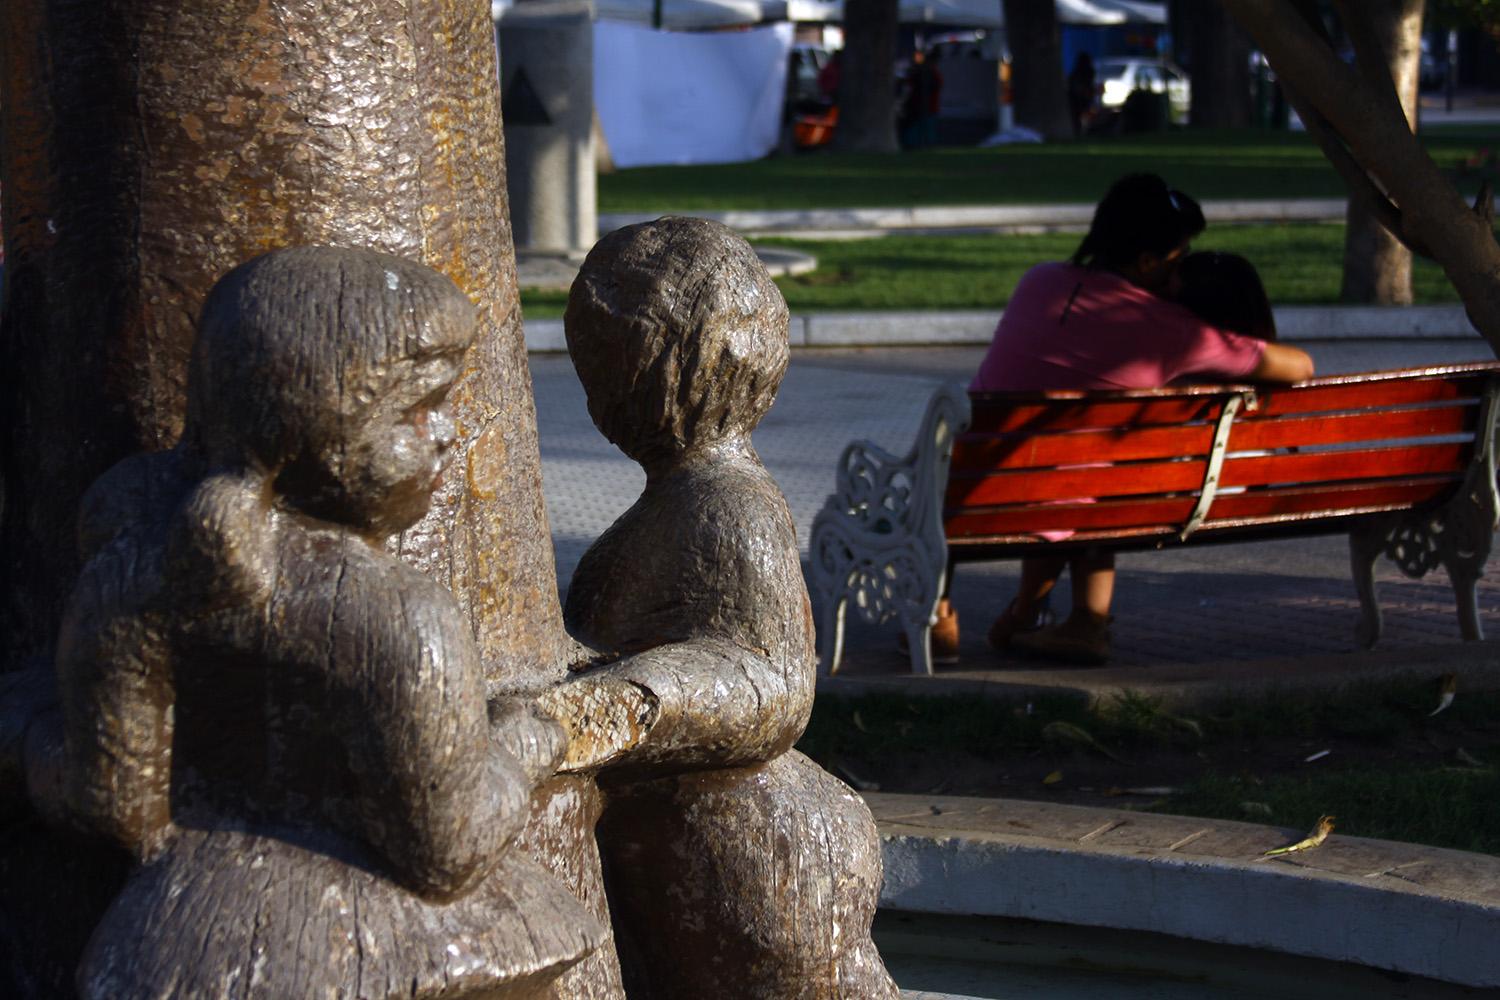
<box><xmin>987</xmin><ymin>598</ymin><xmax>1052</xmax><ymax>651</ymax></box>
<box><xmin>1010</xmin><ymin>610</ymin><xmax>1112</xmax><ymax>666</ymax></box>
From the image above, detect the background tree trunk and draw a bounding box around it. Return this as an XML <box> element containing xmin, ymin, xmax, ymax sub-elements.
<box><xmin>835</xmin><ymin>0</ymin><xmax>900</xmax><ymax>153</ymax></box>
<box><xmin>1002</xmin><ymin>0</ymin><xmax>1073</xmax><ymax>141</ymax></box>
<box><xmin>1220</xmin><ymin>0</ymin><xmax>1500</xmax><ymax>353</ymax></box>
<box><xmin>0</xmin><ymin>0</ymin><xmax>570</xmax><ymax>686</ymax></box>
<box><xmin>1341</xmin><ymin>0</ymin><xmax>1426</xmax><ymax>304</ymax></box>
<box><xmin>1185</xmin><ymin>0</ymin><xmax>1253</xmax><ymax>127</ymax></box>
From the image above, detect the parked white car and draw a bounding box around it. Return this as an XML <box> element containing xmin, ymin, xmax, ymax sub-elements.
<box><xmin>1095</xmin><ymin>57</ymin><xmax>1190</xmax><ymax>122</ymax></box>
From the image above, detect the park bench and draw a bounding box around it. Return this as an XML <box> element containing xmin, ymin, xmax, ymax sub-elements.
<box><xmin>809</xmin><ymin>362</ymin><xmax>1500</xmax><ymax>675</ymax></box>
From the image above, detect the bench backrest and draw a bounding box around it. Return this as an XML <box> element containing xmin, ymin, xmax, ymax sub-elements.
<box><xmin>944</xmin><ymin>363</ymin><xmax>1500</xmax><ymax>552</ymax></box>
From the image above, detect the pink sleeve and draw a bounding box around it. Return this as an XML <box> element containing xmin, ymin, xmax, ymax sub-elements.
<box><xmin>1172</xmin><ymin>318</ymin><xmax>1266</xmax><ymax>382</ymax></box>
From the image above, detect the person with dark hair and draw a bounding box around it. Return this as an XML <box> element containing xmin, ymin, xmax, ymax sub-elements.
<box><xmin>958</xmin><ymin>174</ymin><xmax>1314</xmax><ymax>666</ymax></box>
<box><xmin>1173</xmin><ymin>250</ymin><xmax>1278</xmax><ymax>342</ymax></box>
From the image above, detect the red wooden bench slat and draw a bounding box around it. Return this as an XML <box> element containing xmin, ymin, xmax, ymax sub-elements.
<box><xmin>951</xmin><ymin>403</ymin><xmax>1477</xmax><ymax>473</ymax></box>
<box><xmin>947</xmin><ymin>459</ymin><xmax>1207</xmax><ymax>506</ymax></box>
<box><xmin>951</xmin><ymin>423</ymin><xmax>1218</xmax><ymax>470</ymax></box>
<box><xmin>949</xmin><ymin>440</ymin><xmax>1470</xmax><ymax>508</ymax></box>
<box><xmin>944</xmin><ymin>477</ymin><xmax>1458</xmax><ymax>544</ymax></box>
<box><xmin>966</xmin><ymin>396</ymin><xmax>1224</xmax><ymax>435</ymax></box>
<box><xmin>945</xmin><ymin>496</ymin><xmax>1194</xmax><ymax>536</ymax></box>
<box><xmin>1219</xmin><ymin>442</ymin><xmax>1470</xmax><ymax>489</ymax></box>
<box><xmin>1205</xmin><ymin>477</ymin><xmax>1458</xmax><ymax>522</ymax></box>
<box><xmin>1248</xmin><ymin>372</ymin><xmax>1493</xmax><ymax>419</ymax></box>
<box><xmin>1226</xmin><ymin>404</ymin><xmax>1477</xmax><ymax>452</ymax></box>
<box><xmin>965</xmin><ymin>365</ymin><xmax>1500</xmax><ymax>435</ymax></box>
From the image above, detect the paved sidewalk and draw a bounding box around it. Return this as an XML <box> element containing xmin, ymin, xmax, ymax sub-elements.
<box><xmin>535</xmin><ymin>336</ymin><xmax>1500</xmax><ymax>687</ymax></box>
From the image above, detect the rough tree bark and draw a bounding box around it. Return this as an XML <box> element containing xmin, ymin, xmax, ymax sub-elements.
<box><xmin>1002</xmin><ymin>0</ymin><xmax>1072</xmax><ymax>141</ymax></box>
<box><xmin>1221</xmin><ymin>0</ymin><xmax>1500</xmax><ymax>352</ymax></box>
<box><xmin>835</xmin><ymin>0</ymin><xmax>900</xmax><ymax>153</ymax></box>
<box><xmin>1341</xmin><ymin>0</ymin><xmax>1426</xmax><ymax>304</ymax></box>
<box><xmin>0</xmin><ymin>0</ymin><xmax>570</xmax><ymax>686</ymax></box>
<box><xmin>1186</xmin><ymin>0</ymin><xmax>1253</xmax><ymax>128</ymax></box>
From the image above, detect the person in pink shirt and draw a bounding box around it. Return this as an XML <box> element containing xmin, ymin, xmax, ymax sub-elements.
<box><xmin>962</xmin><ymin>174</ymin><xmax>1314</xmax><ymax>665</ymax></box>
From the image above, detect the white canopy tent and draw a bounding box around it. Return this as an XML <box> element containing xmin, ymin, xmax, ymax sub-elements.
<box><xmin>574</xmin><ymin>0</ymin><xmax>1166</xmax><ymax>30</ymax></box>
<box><xmin>507</xmin><ymin>0</ymin><xmax>1168</xmax><ymax>167</ymax></box>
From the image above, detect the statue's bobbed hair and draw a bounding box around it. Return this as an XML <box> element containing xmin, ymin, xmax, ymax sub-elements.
<box><xmin>184</xmin><ymin>246</ymin><xmax>477</xmax><ymax>471</ymax></box>
<box><xmin>563</xmin><ymin>217</ymin><xmax>790</xmax><ymax>467</ymax></box>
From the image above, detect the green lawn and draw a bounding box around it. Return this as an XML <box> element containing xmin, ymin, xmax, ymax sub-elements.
<box><xmin>796</xmin><ymin>682</ymin><xmax>1500</xmax><ymax>855</ymax></box>
<box><xmin>520</xmin><ymin>222</ymin><xmax>1471</xmax><ymax>317</ymax></box>
<box><xmin>598</xmin><ymin>127</ymin><xmax>1496</xmax><ymax>212</ymax></box>
<box><xmin>517</xmin><ymin>128</ymin><xmax>1496</xmax><ymax>318</ymax></box>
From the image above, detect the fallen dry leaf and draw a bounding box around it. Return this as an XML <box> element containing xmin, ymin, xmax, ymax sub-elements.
<box><xmin>1264</xmin><ymin>814</ymin><xmax>1335</xmax><ymax>857</ymax></box>
<box><xmin>852</xmin><ymin>710</ymin><xmax>869</xmax><ymax>733</ymax></box>
<box><xmin>1429</xmin><ymin>673</ymin><xmax>1458</xmax><ymax>717</ymax></box>
<box><xmin>1042</xmin><ymin>770</ymin><xmax>1064</xmax><ymax>785</ymax></box>
<box><xmin>1041</xmin><ymin>720</ymin><xmax>1123</xmax><ymax>762</ymax></box>
<box><xmin>1169</xmin><ymin>716</ymin><xmax>1204</xmax><ymax>740</ymax></box>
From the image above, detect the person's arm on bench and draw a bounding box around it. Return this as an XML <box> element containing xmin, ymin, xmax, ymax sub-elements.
<box><xmin>1249</xmin><ymin>342</ymin><xmax>1315</xmax><ymax>383</ymax></box>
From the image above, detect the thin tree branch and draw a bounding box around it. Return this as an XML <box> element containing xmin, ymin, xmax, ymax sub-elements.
<box><xmin>1279</xmin><ymin>83</ymin><xmax>1431</xmax><ymax>257</ymax></box>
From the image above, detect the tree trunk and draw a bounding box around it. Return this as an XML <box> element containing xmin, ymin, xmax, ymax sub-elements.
<box><xmin>1341</xmin><ymin>0</ymin><xmax>1425</xmax><ymax>304</ymax></box>
<box><xmin>1221</xmin><ymin>0</ymin><xmax>1500</xmax><ymax>353</ymax></box>
<box><xmin>1186</xmin><ymin>0</ymin><xmax>1253</xmax><ymax>127</ymax></box>
<box><xmin>835</xmin><ymin>0</ymin><xmax>900</xmax><ymax>153</ymax></box>
<box><xmin>1002</xmin><ymin>0</ymin><xmax>1072</xmax><ymax>141</ymax></box>
<box><xmin>0</xmin><ymin>0</ymin><xmax>570</xmax><ymax>685</ymax></box>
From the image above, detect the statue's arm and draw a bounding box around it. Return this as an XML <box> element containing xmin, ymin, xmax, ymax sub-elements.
<box><xmin>337</xmin><ymin>584</ymin><xmax>535</xmax><ymax>901</ymax></box>
<box><xmin>537</xmin><ymin>635</ymin><xmax>811</xmax><ymax>775</ymax></box>
<box><xmin>54</xmin><ymin>580</ymin><xmax>176</xmax><ymax>860</ymax></box>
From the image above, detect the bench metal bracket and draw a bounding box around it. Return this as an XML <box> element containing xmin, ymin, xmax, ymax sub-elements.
<box><xmin>1178</xmin><ymin>391</ymin><xmax>1254</xmax><ymax>542</ymax></box>
<box><xmin>810</xmin><ymin>383</ymin><xmax>972</xmax><ymax>676</ymax></box>
<box><xmin>1349</xmin><ymin>375</ymin><xmax>1500</xmax><ymax>647</ymax></box>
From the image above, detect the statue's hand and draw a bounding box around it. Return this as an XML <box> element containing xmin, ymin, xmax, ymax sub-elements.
<box><xmin>535</xmin><ymin>674</ymin><xmax>659</xmax><ymax>773</ymax></box>
<box><xmin>488</xmin><ymin>697</ymin><xmax>569</xmax><ymax>784</ymax></box>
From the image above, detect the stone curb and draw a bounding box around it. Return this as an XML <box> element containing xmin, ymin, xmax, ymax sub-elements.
<box><xmin>870</xmin><ymin>793</ymin><xmax>1500</xmax><ymax>988</ymax></box>
<box><xmin>601</xmin><ymin>197</ymin><xmax>1500</xmax><ymax>236</ymax></box>
<box><xmin>600</xmin><ymin>198</ymin><xmax>1361</xmax><ymax>236</ymax></box>
<box><xmin>522</xmin><ymin>303</ymin><xmax>1478</xmax><ymax>353</ymax></box>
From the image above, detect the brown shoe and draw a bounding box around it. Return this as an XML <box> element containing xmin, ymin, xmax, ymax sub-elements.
<box><xmin>897</xmin><ymin>599</ymin><xmax>960</xmax><ymax>664</ymax></box>
<box><xmin>986</xmin><ymin>599</ymin><xmax>1051</xmax><ymax>651</ymax></box>
<box><xmin>1010</xmin><ymin>610</ymin><xmax>1111</xmax><ymax>666</ymax></box>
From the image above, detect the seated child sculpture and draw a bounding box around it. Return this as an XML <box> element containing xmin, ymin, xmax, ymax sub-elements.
<box><xmin>48</xmin><ymin>246</ymin><xmax>598</xmax><ymax>998</ymax></box>
<box><xmin>541</xmin><ymin>217</ymin><xmax>900</xmax><ymax>999</ymax></box>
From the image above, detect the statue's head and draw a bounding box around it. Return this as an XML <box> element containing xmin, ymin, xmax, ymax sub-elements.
<box><xmin>184</xmin><ymin>246</ymin><xmax>477</xmax><ymax>536</ymax></box>
<box><xmin>564</xmin><ymin>217</ymin><xmax>789</xmax><ymax>469</ymax></box>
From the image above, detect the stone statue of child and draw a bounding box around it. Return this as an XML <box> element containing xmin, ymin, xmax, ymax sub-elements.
<box><xmin>542</xmin><ymin>217</ymin><xmax>900</xmax><ymax>998</ymax></box>
<box><xmin>44</xmin><ymin>247</ymin><xmax>598</xmax><ymax>999</ymax></box>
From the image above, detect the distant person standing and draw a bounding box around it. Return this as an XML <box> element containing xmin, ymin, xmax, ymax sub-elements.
<box><xmin>1067</xmin><ymin>51</ymin><xmax>1096</xmax><ymax>137</ymax></box>
<box><xmin>817</xmin><ymin>49</ymin><xmax>843</xmax><ymax>105</ymax></box>
<box><xmin>900</xmin><ymin>50</ymin><xmax>943</xmax><ymax>148</ymax></box>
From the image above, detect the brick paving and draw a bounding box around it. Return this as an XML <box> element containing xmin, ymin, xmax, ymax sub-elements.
<box><xmin>534</xmin><ymin>339</ymin><xmax>1500</xmax><ymax>679</ymax></box>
